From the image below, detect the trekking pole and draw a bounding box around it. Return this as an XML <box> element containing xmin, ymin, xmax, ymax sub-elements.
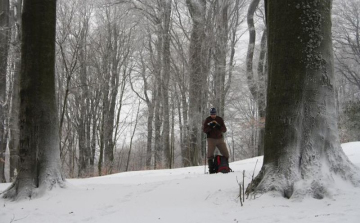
<box><xmin>204</xmin><ymin>151</ymin><xmax>207</xmax><ymax>174</ymax></box>
<box><xmin>204</xmin><ymin>136</ymin><xmax>207</xmax><ymax>174</ymax></box>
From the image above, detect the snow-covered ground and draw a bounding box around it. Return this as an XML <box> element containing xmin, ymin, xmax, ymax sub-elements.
<box><xmin>1</xmin><ymin>142</ymin><xmax>359</xmax><ymax>223</ymax></box>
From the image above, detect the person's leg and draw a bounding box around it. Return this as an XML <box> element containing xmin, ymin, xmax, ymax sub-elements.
<box><xmin>216</xmin><ymin>138</ymin><xmax>230</xmax><ymax>158</ymax></box>
<box><xmin>207</xmin><ymin>138</ymin><xmax>216</xmax><ymax>173</ymax></box>
<box><xmin>207</xmin><ymin>138</ymin><xmax>216</xmax><ymax>159</ymax></box>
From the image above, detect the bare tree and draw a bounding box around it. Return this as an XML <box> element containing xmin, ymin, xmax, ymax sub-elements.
<box><xmin>246</xmin><ymin>0</ymin><xmax>360</xmax><ymax>199</ymax></box>
<box><xmin>94</xmin><ymin>5</ymin><xmax>133</xmax><ymax>175</ymax></box>
<box><xmin>7</xmin><ymin>0</ymin><xmax>23</xmax><ymax>181</ymax></box>
<box><xmin>130</xmin><ymin>47</ymin><xmax>155</xmax><ymax>169</ymax></box>
<box><xmin>3</xmin><ymin>0</ymin><xmax>65</xmax><ymax>199</ymax></box>
<box><xmin>186</xmin><ymin>0</ymin><xmax>207</xmax><ymax>166</ymax></box>
<box><xmin>170</xmin><ymin>0</ymin><xmax>190</xmax><ymax>167</ymax></box>
<box><xmin>161</xmin><ymin>0</ymin><xmax>172</xmax><ymax>168</ymax></box>
<box><xmin>212</xmin><ymin>0</ymin><xmax>229</xmax><ymax>117</ymax></box>
<box><xmin>333</xmin><ymin>0</ymin><xmax>360</xmax><ymax>91</ymax></box>
<box><xmin>0</xmin><ymin>0</ymin><xmax>10</xmax><ymax>182</ymax></box>
<box><xmin>245</xmin><ymin>0</ymin><xmax>267</xmax><ymax>156</ymax></box>
<box><xmin>126</xmin><ymin>100</ymin><xmax>141</xmax><ymax>171</ymax></box>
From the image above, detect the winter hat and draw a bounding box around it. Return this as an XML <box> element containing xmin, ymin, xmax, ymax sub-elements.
<box><xmin>210</xmin><ymin>107</ymin><xmax>217</xmax><ymax>115</ymax></box>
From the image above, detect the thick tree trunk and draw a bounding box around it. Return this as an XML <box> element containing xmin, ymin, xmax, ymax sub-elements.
<box><xmin>3</xmin><ymin>0</ymin><xmax>65</xmax><ymax>200</ymax></box>
<box><xmin>246</xmin><ymin>0</ymin><xmax>360</xmax><ymax>199</ymax></box>
<box><xmin>9</xmin><ymin>56</ymin><xmax>20</xmax><ymax>181</ymax></box>
<box><xmin>214</xmin><ymin>0</ymin><xmax>229</xmax><ymax>117</ymax></box>
<box><xmin>0</xmin><ymin>0</ymin><xmax>10</xmax><ymax>183</ymax></box>
<box><xmin>8</xmin><ymin>0</ymin><xmax>22</xmax><ymax>181</ymax></box>
<box><xmin>187</xmin><ymin>0</ymin><xmax>206</xmax><ymax>166</ymax></box>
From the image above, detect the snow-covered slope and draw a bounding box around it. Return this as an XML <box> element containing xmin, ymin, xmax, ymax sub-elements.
<box><xmin>1</xmin><ymin>142</ymin><xmax>359</xmax><ymax>223</ymax></box>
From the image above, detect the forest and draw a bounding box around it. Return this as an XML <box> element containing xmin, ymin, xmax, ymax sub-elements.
<box><xmin>0</xmin><ymin>0</ymin><xmax>359</xmax><ymax>188</ymax></box>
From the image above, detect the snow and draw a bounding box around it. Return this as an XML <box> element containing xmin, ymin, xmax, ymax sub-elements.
<box><xmin>1</xmin><ymin>142</ymin><xmax>360</xmax><ymax>223</ymax></box>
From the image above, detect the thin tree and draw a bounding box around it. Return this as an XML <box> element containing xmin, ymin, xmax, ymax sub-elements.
<box><xmin>333</xmin><ymin>0</ymin><xmax>360</xmax><ymax>91</ymax></box>
<box><xmin>246</xmin><ymin>0</ymin><xmax>267</xmax><ymax>156</ymax></box>
<box><xmin>161</xmin><ymin>0</ymin><xmax>172</xmax><ymax>168</ymax></box>
<box><xmin>246</xmin><ymin>0</ymin><xmax>360</xmax><ymax>199</ymax></box>
<box><xmin>126</xmin><ymin>100</ymin><xmax>141</xmax><ymax>171</ymax></box>
<box><xmin>129</xmin><ymin>49</ymin><xmax>155</xmax><ymax>169</ymax></box>
<box><xmin>3</xmin><ymin>0</ymin><xmax>65</xmax><ymax>199</ymax></box>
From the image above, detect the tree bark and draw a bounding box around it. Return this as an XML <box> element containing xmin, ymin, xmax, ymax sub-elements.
<box><xmin>213</xmin><ymin>0</ymin><xmax>229</xmax><ymax>117</ymax></box>
<box><xmin>154</xmin><ymin>17</ymin><xmax>163</xmax><ymax>169</ymax></box>
<box><xmin>161</xmin><ymin>0</ymin><xmax>172</xmax><ymax>168</ymax></box>
<box><xmin>246</xmin><ymin>0</ymin><xmax>260</xmax><ymax>100</ymax></box>
<box><xmin>78</xmin><ymin>13</ymin><xmax>90</xmax><ymax>177</ymax></box>
<box><xmin>246</xmin><ymin>0</ymin><xmax>265</xmax><ymax>156</ymax></box>
<box><xmin>186</xmin><ymin>0</ymin><xmax>206</xmax><ymax>166</ymax></box>
<box><xmin>0</xmin><ymin>0</ymin><xmax>10</xmax><ymax>183</ymax></box>
<box><xmin>8</xmin><ymin>0</ymin><xmax>22</xmax><ymax>181</ymax></box>
<box><xmin>246</xmin><ymin>0</ymin><xmax>360</xmax><ymax>199</ymax></box>
<box><xmin>256</xmin><ymin>29</ymin><xmax>267</xmax><ymax>156</ymax></box>
<box><xmin>3</xmin><ymin>0</ymin><xmax>65</xmax><ymax>200</ymax></box>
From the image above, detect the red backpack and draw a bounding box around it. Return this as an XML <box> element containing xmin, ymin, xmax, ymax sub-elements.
<box><xmin>213</xmin><ymin>155</ymin><xmax>233</xmax><ymax>173</ymax></box>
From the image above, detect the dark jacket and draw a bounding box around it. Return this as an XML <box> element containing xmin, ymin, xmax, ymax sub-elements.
<box><xmin>203</xmin><ymin>116</ymin><xmax>227</xmax><ymax>139</ymax></box>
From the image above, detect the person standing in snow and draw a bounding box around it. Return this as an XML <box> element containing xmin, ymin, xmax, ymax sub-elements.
<box><xmin>203</xmin><ymin>108</ymin><xmax>229</xmax><ymax>174</ymax></box>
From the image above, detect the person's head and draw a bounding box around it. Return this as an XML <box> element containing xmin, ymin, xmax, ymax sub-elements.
<box><xmin>210</xmin><ymin>107</ymin><xmax>216</xmax><ymax>118</ymax></box>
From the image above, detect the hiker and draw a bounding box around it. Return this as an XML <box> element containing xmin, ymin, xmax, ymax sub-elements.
<box><xmin>203</xmin><ymin>107</ymin><xmax>230</xmax><ymax>174</ymax></box>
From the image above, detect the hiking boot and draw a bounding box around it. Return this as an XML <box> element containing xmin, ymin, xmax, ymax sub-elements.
<box><xmin>208</xmin><ymin>159</ymin><xmax>215</xmax><ymax>174</ymax></box>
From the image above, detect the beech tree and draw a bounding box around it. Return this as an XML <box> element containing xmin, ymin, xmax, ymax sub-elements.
<box><xmin>8</xmin><ymin>0</ymin><xmax>22</xmax><ymax>182</ymax></box>
<box><xmin>161</xmin><ymin>0</ymin><xmax>172</xmax><ymax>169</ymax></box>
<box><xmin>246</xmin><ymin>0</ymin><xmax>360</xmax><ymax>199</ymax></box>
<box><xmin>0</xmin><ymin>0</ymin><xmax>10</xmax><ymax>182</ymax></box>
<box><xmin>3</xmin><ymin>0</ymin><xmax>65</xmax><ymax>199</ymax></box>
<box><xmin>245</xmin><ymin>0</ymin><xmax>267</xmax><ymax>156</ymax></box>
<box><xmin>186</xmin><ymin>0</ymin><xmax>207</xmax><ymax>166</ymax></box>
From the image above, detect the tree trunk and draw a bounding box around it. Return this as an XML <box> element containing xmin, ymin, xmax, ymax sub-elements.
<box><xmin>246</xmin><ymin>0</ymin><xmax>263</xmax><ymax>156</ymax></box>
<box><xmin>170</xmin><ymin>92</ymin><xmax>175</xmax><ymax>168</ymax></box>
<box><xmin>9</xmin><ymin>55</ymin><xmax>20</xmax><ymax>181</ymax></box>
<box><xmin>213</xmin><ymin>0</ymin><xmax>229</xmax><ymax>117</ymax></box>
<box><xmin>154</xmin><ymin>19</ymin><xmax>163</xmax><ymax>169</ymax></box>
<box><xmin>77</xmin><ymin>14</ymin><xmax>90</xmax><ymax>177</ymax></box>
<box><xmin>0</xmin><ymin>0</ymin><xmax>10</xmax><ymax>183</ymax></box>
<box><xmin>98</xmin><ymin>110</ymin><xmax>105</xmax><ymax>176</ymax></box>
<box><xmin>8</xmin><ymin>0</ymin><xmax>22</xmax><ymax>181</ymax></box>
<box><xmin>187</xmin><ymin>0</ymin><xmax>206</xmax><ymax>166</ymax></box>
<box><xmin>246</xmin><ymin>0</ymin><xmax>360</xmax><ymax>199</ymax></box>
<box><xmin>246</xmin><ymin>0</ymin><xmax>260</xmax><ymax>99</ymax></box>
<box><xmin>126</xmin><ymin>101</ymin><xmax>140</xmax><ymax>171</ymax></box>
<box><xmin>256</xmin><ymin>29</ymin><xmax>267</xmax><ymax>156</ymax></box>
<box><xmin>161</xmin><ymin>0</ymin><xmax>172</xmax><ymax>168</ymax></box>
<box><xmin>3</xmin><ymin>0</ymin><xmax>65</xmax><ymax>200</ymax></box>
